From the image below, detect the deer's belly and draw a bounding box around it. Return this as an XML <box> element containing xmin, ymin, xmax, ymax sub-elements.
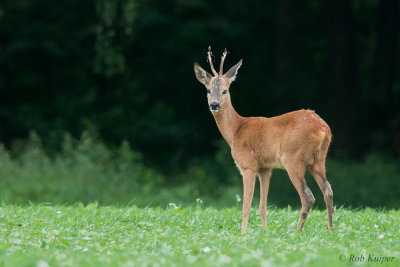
<box><xmin>262</xmin><ymin>162</ymin><xmax>285</xmax><ymax>170</ymax></box>
<box><xmin>255</xmin><ymin>150</ymin><xmax>285</xmax><ymax>170</ymax></box>
<box><xmin>261</xmin><ymin>160</ymin><xmax>285</xmax><ymax>170</ymax></box>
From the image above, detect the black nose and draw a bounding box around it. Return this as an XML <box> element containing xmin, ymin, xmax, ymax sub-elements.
<box><xmin>210</xmin><ymin>102</ymin><xmax>220</xmax><ymax>111</ymax></box>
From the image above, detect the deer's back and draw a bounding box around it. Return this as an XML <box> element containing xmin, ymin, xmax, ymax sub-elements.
<box><xmin>231</xmin><ymin>109</ymin><xmax>331</xmax><ymax>170</ymax></box>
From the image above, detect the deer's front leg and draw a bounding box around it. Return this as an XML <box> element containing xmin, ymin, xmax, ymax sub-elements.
<box><xmin>241</xmin><ymin>169</ymin><xmax>256</xmax><ymax>233</ymax></box>
<box><xmin>258</xmin><ymin>168</ymin><xmax>272</xmax><ymax>230</ymax></box>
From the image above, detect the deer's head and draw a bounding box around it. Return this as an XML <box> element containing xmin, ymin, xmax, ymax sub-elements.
<box><xmin>194</xmin><ymin>47</ymin><xmax>242</xmax><ymax>113</ymax></box>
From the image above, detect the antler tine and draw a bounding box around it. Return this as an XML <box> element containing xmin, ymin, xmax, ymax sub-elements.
<box><xmin>207</xmin><ymin>46</ymin><xmax>218</xmax><ymax>76</ymax></box>
<box><xmin>219</xmin><ymin>48</ymin><xmax>228</xmax><ymax>76</ymax></box>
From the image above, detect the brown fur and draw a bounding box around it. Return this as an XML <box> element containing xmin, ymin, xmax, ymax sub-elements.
<box><xmin>194</xmin><ymin>49</ymin><xmax>333</xmax><ymax>233</ymax></box>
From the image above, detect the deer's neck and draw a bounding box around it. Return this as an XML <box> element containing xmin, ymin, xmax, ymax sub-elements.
<box><xmin>212</xmin><ymin>96</ymin><xmax>243</xmax><ymax>147</ymax></box>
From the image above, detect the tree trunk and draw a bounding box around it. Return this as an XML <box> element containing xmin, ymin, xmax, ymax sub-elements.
<box><xmin>323</xmin><ymin>0</ymin><xmax>360</xmax><ymax>156</ymax></box>
<box><xmin>275</xmin><ymin>0</ymin><xmax>294</xmax><ymax>109</ymax></box>
<box><xmin>371</xmin><ymin>0</ymin><xmax>399</xmax><ymax>152</ymax></box>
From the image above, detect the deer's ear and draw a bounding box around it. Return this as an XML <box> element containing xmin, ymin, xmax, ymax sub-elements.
<box><xmin>224</xmin><ymin>59</ymin><xmax>242</xmax><ymax>82</ymax></box>
<box><xmin>194</xmin><ymin>63</ymin><xmax>212</xmax><ymax>85</ymax></box>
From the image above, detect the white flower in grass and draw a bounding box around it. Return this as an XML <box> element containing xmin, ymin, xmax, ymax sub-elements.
<box><xmin>236</xmin><ymin>194</ymin><xmax>241</xmax><ymax>202</ymax></box>
<box><xmin>378</xmin><ymin>234</ymin><xmax>384</xmax><ymax>239</ymax></box>
<box><xmin>374</xmin><ymin>224</ymin><xmax>379</xmax><ymax>229</ymax></box>
<box><xmin>202</xmin><ymin>246</ymin><xmax>211</xmax><ymax>253</ymax></box>
<box><xmin>219</xmin><ymin>255</ymin><xmax>231</xmax><ymax>264</ymax></box>
<box><xmin>37</xmin><ymin>260</ymin><xmax>49</xmax><ymax>267</ymax></box>
<box><xmin>169</xmin><ymin>203</ymin><xmax>178</xmax><ymax>210</ymax></box>
<box><xmin>196</xmin><ymin>198</ymin><xmax>203</xmax><ymax>205</ymax></box>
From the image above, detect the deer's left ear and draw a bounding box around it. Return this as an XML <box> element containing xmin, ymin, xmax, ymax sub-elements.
<box><xmin>194</xmin><ymin>62</ymin><xmax>212</xmax><ymax>86</ymax></box>
<box><xmin>224</xmin><ymin>59</ymin><xmax>242</xmax><ymax>82</ymax></box>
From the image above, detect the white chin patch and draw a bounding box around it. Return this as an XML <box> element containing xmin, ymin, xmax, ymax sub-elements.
<box><xmin>210</xmin><ymin>109</ymin><xmax>220</xmax><ymax>113</ymax></box>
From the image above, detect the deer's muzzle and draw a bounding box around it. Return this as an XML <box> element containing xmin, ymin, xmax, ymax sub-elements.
<box><xmin>210</xmin><ymin>102</ymin><xmax>220</xmax><ymax>112</ymax></box>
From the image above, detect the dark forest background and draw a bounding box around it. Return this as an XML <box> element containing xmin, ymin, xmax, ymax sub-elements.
<box><xmin>0</xmin><ymin>0</ymin><xmax>399</xmax><ymax>208</ymax></box>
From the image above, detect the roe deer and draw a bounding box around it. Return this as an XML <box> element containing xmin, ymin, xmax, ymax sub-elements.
<box><xmin>193</xmin><ymin>47</ymin><xmax>333</xmax><ymax>233</ymax></box>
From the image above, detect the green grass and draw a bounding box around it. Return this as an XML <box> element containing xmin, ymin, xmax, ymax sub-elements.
<box><xmin>0</xmin><ymin>204</ymin><xmax>399</xmax><ymax>266</ymax></box>
<box><xmin>1</xmin><ymin>134</ymin><xmax>400</xmax><ymax>265</ymax></box>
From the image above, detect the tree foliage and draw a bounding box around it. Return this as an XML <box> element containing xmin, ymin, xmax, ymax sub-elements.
<box><xmin>0</xmin><ymin>0</ymin><xmax>399</xmax><ymax>170</ymax></box>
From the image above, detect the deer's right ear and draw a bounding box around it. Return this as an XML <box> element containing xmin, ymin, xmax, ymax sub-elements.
<box><xmin>194</xmin><ymin>63</ymin><xmax>212</xmax><ymax>86</ymax></box>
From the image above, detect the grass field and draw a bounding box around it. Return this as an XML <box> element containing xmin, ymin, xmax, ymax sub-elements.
<box><xmin>0</xmin><ymin>204</ymin><xmax>399</xmax><ymax>266</ymax></box>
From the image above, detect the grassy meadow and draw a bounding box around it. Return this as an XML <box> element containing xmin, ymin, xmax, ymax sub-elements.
<box><xmin>0</xmin><ymin>133</ymin><xmax>399</xmax><ymax>266</ymax></box>
<box><xmin>0</xmin><ymin>205</ymin><xmax>399</xmax><ymax>266</ymax></box>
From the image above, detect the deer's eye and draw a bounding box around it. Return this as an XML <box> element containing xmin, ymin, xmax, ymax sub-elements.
<box><xmin>222</xmin><ymin>90</ymin><xmax>227</xmax><ymax>95</ymax></box>
<box><xmin>207</xmin><ymin>89</ymin><xmax>211</xmax><ymax>94</ymax></box>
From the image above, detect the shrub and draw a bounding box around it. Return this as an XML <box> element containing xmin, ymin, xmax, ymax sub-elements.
<box><xmin>0</xmin><ymin>133</ymin><xmax>399</xmax><ymax>208</ymax></box>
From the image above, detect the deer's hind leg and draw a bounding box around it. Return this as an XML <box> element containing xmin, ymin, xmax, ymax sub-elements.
<box><xmin>282</xmin><ymin>159</ymin><xmax>315</xmax><ymax>231</ymax></box>
<box><xmin>308</xmin><ymin>134</ymin><xmax>334</xmax><ymax>231</ymax></box>
<box><xmin>308</xmin><ymin>160</ymin><xmax>334</xmax><ymax>231</ymax></box>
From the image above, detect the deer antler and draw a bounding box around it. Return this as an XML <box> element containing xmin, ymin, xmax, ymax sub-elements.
<box><xmin>219</xmin><ymin>48</ymin><xmax>228</xmax><ymax>76</ymax></box>
<box><xmin>207</xmin><ymin>46</ymin><xmax>218</xmax><ymax>76</ymax></box>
